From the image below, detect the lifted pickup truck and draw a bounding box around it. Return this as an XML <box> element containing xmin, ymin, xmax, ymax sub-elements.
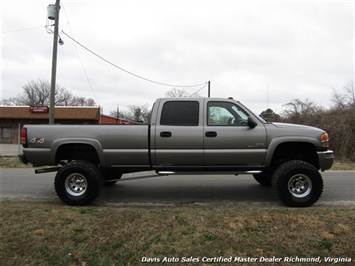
<box><xmin>20</xmin><ymin>97</ymin><xmax>334</xmax><ymax>207</ymax></box>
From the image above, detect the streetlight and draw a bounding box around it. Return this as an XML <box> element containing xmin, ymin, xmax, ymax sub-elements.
<box><xmin>47</xmin><ymin>0</ymin><xmax>61</xmax><ymax>124</ymax></box>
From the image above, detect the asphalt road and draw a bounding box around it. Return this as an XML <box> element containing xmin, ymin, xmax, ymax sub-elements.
<box><xmin>0</xmin><ymin>168</ymin><xmax>354</xmax><ymax>206</ymax></box>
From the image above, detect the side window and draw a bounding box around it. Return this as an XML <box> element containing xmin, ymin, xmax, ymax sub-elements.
<box><xmin>207</xmin><ymin>101</ymin><xmax>249</xmax><ymax>126</ymax></box>
<box><xmin>160</xmin><ymin>101</ymin><xmax>199</xmax><ymax>126</ymax></box>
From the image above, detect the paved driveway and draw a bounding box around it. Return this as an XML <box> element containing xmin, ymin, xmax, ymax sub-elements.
<box><xmin>0</xmin><ymin>144</ymin><xmax>22</xmax><ymax>156</ymax></box>
<box><xmin>1</xmin><ymin>168</ymin><xmax>354</xmax><ymax>206</ymax></box>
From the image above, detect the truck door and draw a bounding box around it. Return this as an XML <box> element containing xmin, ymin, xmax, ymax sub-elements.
<box><xmin>203</xmin><ymin>100</ymin><xmax>267</xmax><ymax>166</ymax></box>
<box><xmin>152</xmin><ymin>99</ymin><xmax>204</xmax><ymax>167</ymax></box>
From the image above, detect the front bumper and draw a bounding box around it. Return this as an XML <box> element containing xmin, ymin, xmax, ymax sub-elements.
<box><xmin>317</xmin><ymin>150</ymin><xmax>334</xmax><ymax>171</ymax></box>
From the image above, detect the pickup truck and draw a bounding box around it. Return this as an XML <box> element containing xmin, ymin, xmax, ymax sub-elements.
<box><xmin>19</xmin><ymin>97</ymin><xmax>334</xmax><ymax>207</ymax></box>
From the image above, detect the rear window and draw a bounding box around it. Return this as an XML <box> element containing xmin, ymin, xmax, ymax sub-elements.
<box><xmin>160</xmin><ymin>101</ymin><xmax>199</xmax><ymax>126</ymax></box>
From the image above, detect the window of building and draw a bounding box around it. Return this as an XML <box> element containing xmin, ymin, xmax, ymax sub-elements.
<box><xmin>2</xmin><ymin>128</ymin><xmax>12</xmax><ymax>139</ymax></box>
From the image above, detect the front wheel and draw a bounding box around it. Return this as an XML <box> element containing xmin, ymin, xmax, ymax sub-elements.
<box><xmin>54</xmin><ymin>160</ymin><xmax>103</xmax><ymax>206</ymax></box>
<box><xmin>272</xmin><ymin>160</ymin><xmax>323</xmax><ymax>207</ymax></box>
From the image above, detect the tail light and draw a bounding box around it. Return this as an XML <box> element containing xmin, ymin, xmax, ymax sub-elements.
<box><xmin>21</xmin><ymin>127</ymin><xmax>28</xmax><ymax>148</ymax></box>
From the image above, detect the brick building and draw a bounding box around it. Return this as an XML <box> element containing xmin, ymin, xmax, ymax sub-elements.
<box><xmin>0</xmin><ymin>106</ymin><xmax>136</xmax><ymax>143</ymax></box>
<box><xmin>100</xmin><ymin>114</ymin><xmax>137</xmax><ymax>125</ymax></box>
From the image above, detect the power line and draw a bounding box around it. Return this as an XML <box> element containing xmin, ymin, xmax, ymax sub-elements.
<box><xmin>61</xmin><ymin>30</ymin><xmax>207</xmax><ymax>88</ymax></box>
<box><xmin>1</xmin><ymin>26</ymin><xmax>46</xmax><ymax>34</ymax></box>
<box><xmin>189</xmin><ymin>82</ymin><xmax>208</xmax><ymax>97</ymax></box>
<box><xmin>60</xmin><ymin>3</ymin><xmax>100</xmax><ymax>106</ymax></box>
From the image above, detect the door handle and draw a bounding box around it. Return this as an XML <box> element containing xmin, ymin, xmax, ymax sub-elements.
<box><xmin>205</xmin><ymin>131</ymin><xmax>217</xmax><ymax>137</ymax></box>
<box><xmin>160</xmin><ymin>131</ymin><xmax>172</xmax><ymax>138</ymax></box>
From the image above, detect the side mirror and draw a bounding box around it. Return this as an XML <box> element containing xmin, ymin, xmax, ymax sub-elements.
<box><xmin>248</xmin><ymin>116</ymin><xmax>257</xmax><ymax>128</ymax></box>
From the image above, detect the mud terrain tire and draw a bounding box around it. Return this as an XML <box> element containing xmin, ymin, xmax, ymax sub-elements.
<box><xmin>55</xmin><ymin>160</ymin><xmax>103</xmax><ymax>205</ymax></box>
<box><xmin>272</xmin><ymin>160</ymin><xmax>323</xmax><ymax>207</ymax></box>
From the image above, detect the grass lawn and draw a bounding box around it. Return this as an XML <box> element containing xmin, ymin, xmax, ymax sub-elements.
<box><xmin>1</xmin><ymin>157</ymin><xmax>354</xmax><ymax>265</ymax></box>
<box><xmin>0</xmin><ymin>201</ymin><xmax>354</xmax><ymax>266</ymax></box>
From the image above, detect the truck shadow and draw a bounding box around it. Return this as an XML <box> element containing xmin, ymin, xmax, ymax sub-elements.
<box><xmin>97</xmin><ymin>172</ymin><xmax>276</xmax><ymax>205</ymax></box>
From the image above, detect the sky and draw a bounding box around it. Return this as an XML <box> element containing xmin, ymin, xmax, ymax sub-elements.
<box><xmin>1</xmin><ymin>0</ymin><xmax>354</xmax><ymax>116</ymax></box>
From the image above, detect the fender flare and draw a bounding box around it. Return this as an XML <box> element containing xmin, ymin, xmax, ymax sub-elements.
<box><xmin>265</xmin><ymin>136</ymin><xmax>319</xmax><ymax>167</ymax></box>
<box><xmin>50</xmin><ymin>138</ymin><xmax>105</xmax><ymax>167</ymax></box>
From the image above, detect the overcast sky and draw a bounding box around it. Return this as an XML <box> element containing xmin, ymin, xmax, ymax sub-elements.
<box><xmin>1</xmin><ymin>0</ymin><xmax>354</xmax><ymax>116</ymax></box>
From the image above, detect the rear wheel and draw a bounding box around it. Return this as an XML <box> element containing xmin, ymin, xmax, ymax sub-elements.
<box><xmin>54</xmin><ymin>160</ymin><xmax>103</xmax><ymax>205</ymax></box>
<box><xmin>272</xmin><ymin>160</ymin><xmax>323</xmax><ymax>207</ymax></box>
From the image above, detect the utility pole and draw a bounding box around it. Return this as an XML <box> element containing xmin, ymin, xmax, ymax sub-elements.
<box><xmin>49</xmin><ymin>0</ymin><xmax>60</xmax><ymax>124</ymax></box>
<box><xmin>208</xmin><ymin>81</ymin><xmax>211</xmax><ymax>97</ymax></box>
<box><xmin>116</xmin><ymin>105</ymin><xmax>120</xmax><ymax>124</ymax></box>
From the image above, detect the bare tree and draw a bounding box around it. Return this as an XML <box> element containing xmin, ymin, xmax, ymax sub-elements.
<box><xmin>110</xmin><ymin>104</ymin><xmax>151</xmax><ymax>124</ymax></box>
<box><xmin>70</xmin><ymin>96</ymin><xmax>96</xmax><ymax>106</ymax></box>
<box><xmin>0</xmin><ymin>97</ymin><xmax>23</xmax><ymax>106</ymax></box>
<box><xmin>16</xmin><ymin>79</ymin><xmax>50</xmax><ymax>106</ymax></box>
<box><xmin>1</xmin><ymin>79</ymin><xmax>96</xmax><ymax>107</ymax></box>
<box><xmin>282</xmin><ymin>98</ymin><xmax>322</xmax><ymax>124</ymax></box>
<box><xmin>332</xmin><ymin>81</ymin><xmax>355</xmax><ymax>109</ymax></box>
<box><xmin>165</xmin><ymin>88</ymin><xmax>201</xmax><ymax>98</ymax></box>
<box><xmin>281</xmin><ymin>93</ymin><xmax>355</xmax><ymax>161</ymax></box>
<box><xmin>86</xmin><ymin>98</ymin><xmax>96</xmax><ymax>106</ymax></box>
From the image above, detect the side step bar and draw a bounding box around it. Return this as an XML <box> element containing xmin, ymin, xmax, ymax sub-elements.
<box><xmin>156</xmin><ymin>170</ymin><xmax>263</xmax><ymax>175</ymax></box>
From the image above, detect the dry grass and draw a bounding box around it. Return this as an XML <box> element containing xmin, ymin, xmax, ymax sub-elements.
<box><xmin>0</xmin><ymin>156</ymin><xmax>33</xmax><ymax>168</ymax></box>
<box><xmin>331</xmin><ymin>160</ymin><xmax>355</xmax><ymax>171</ymax></box>
<box><xmin>0</xmin><ymin>201</ymin><xmax>354</xmax><ymax>266</ymax></box>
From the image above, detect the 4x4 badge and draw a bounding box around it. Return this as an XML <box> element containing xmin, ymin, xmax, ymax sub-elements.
<box><xmin>29</xmin><ymin>137</ymin><xmax>45</xmax><ymax>144</ymax></box>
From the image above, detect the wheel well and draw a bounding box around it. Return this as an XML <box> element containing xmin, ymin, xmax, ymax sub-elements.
<box><xmin>56</xmin><ymin>144</ymin><xmax>100</xmax><ymax>165</ymax></box>
<box><xmin>271</xmin><ymin>142</ymin><xmax>319</xmax><ymax>170</ymax></box>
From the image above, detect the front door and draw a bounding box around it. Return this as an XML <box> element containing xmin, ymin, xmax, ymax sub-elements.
<box><xmin>204</xmin><ymin>100</ymin><xmax>267</xmax><ymax>166</ymax></box>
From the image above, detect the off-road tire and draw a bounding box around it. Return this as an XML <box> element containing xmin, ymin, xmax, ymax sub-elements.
<box><xmin>272</xmin><ymin>160</ymin><xmax>323</xmax><ymax>207</ymax></box>
<box><xmin>54</xmin><ymin>160</ymin><xmax>103</xmax><ymax>205</ymax></box>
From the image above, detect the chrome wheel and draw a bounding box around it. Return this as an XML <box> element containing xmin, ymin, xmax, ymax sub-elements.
<box><xmin>65</xmin><ymin>173</ymin><xmax>88</xmax><ymax>196</ymax></box>
<box><xmin>272</xmin><ymin>160</ymin><xmax>323</xmax><ymax>207</ymax></box>
<box><xmin>55</xmin><ymin>161</ymin><xmax>103</xmax><ymax>205</ymax></box>
<box><xmin>288</xmin><ymin>174</ymin><xmax>312</xmax><ymax>198</ymax></box>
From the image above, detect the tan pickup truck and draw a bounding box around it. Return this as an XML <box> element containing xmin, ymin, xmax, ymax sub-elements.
<box><xmin>20</xmin><ymin>97</ymin><xmax>334</xmax><ymax>207</ymax></box>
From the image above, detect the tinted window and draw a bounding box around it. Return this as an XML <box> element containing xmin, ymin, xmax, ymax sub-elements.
<box><xmin>160</xmin><ymin>101</ymin><xmax>199</xmax><ymax>126</ymax></box>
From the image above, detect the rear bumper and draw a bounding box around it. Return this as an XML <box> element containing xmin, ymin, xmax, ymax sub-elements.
<box><xmin>20</xmin><ymin>148</ymin><xmax>52</xmax><ymax>167</ymax></box>
<box><xmin>18</xmin><ymin>154</ymin><xmax>28</xmax><ymax>164</ymax></box>
<box><xmin>317</xmin><ymin>150</ymin><xmax>334</xmax><ymax>171</ymax></box>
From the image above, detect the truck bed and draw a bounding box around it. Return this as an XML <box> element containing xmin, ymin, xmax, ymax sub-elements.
<box><xmin>23</xmin><ymin>124</ymin><xmax>150</xmax><ymax>167</ymax></box>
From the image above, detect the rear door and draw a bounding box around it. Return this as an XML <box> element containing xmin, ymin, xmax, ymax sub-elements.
<box><xmin>203</xmin><ymin>99</ymin><xmax>267</xmax><ymax>166</ymax></box>
<box><xmin>152</xmin><ymin>99</ymin><xmax>204</xmax><ymax>167</ymax></box>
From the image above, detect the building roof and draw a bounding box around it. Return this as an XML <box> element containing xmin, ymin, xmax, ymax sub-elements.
<box><xmin>0</xmin><ymin>106</ymin><xmax>100</xmax><ymax>120</ymax></box>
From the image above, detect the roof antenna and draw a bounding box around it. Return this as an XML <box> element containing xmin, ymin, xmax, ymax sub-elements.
<box><xmin>267</xmin><ymin>84</ymin><xmax>269</xmax><ymax>109</ymax></box>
